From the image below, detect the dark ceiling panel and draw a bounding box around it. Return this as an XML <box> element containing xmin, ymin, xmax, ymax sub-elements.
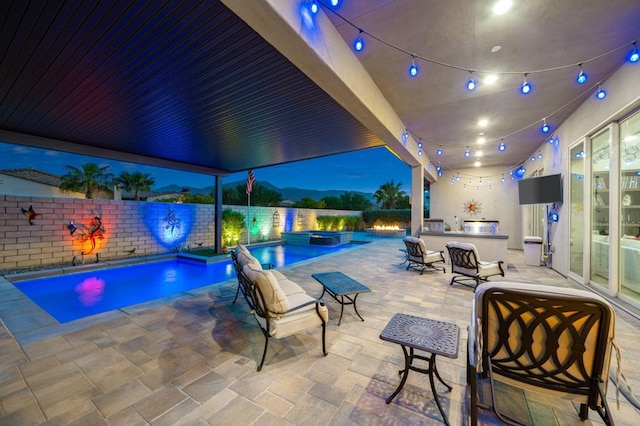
<box><xmin>0</xmin><ymin>0</ymin><xmax>384</xmax><ymax>173</ymax></box>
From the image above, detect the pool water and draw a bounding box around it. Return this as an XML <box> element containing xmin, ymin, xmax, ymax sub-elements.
<box><xmin>13</xmin><ymin>242</ymin><xmax>364</xmax><ymax>323</ymax></box>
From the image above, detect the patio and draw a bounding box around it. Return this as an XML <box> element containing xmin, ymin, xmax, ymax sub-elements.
<box><xmin>1</xmin><ymin>238</ymin><xmax>640</xmax><ymax>425</ymax></box>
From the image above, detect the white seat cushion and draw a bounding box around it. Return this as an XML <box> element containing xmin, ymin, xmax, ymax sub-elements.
<box><xmin>236</xmin><ymin>248</ymin><xmax>260</xmax><ymax>269</ymax></box>
<box><xmin>255</xmin><ymin>293</ymin><xmax>328</xmax><ymax>338</ymax></box>
<box><xmin>277</xmin><ymin>279</ymin><xmax>306</xmax><ymax>297</ymax></box>
<box><xmin>243</xmin><ymin>263</ymin><xmax>289</xmax><ymax>314</ymax></box>
<box><xmin>478</xmin><ymin>261</ymin><xmax>503</xmax><ymax>278</ymax></box>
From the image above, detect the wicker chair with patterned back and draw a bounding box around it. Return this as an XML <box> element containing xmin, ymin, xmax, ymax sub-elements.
<box><xmin>446</xmin><ymin>241</ymin><xmax>504</xmax><ymax>290</ymax></box>
<box><xmin>403</xmin><ymin>236</ymin><xmax>445</xmax><ymax>274</ymax></box>
<box><xmin>468</xmin><ymin>282</ymin><xmax>616</xmax><ymax>425</ymax></box>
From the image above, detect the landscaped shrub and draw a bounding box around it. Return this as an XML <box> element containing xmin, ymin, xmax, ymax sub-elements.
<box><xmin>362</xmin><ymin>210</ymin><xmax>411</xmax><ymax>228</ymax></box>
<box><xmin>222</xmin><ymin>209</ymin><xmax>245</xmax><ymax>246</ymax></box>
<box><xmin>316</xmin><ymin>215</ymin><xmax>361</xmax><ymax>230</ymax></box>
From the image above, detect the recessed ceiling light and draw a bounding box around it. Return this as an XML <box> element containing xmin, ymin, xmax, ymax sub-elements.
<box><xmin>478</xmin><ymin>132</ymin><xmax>484</xmax><ymax>136</ymax></box>
<box><xmin>478</xmin><ymin>119</ymin><xmax>489</xmax><ymax>127</ymax></box>
<box><xmin>490</xmin><ymin>45</ymin><xmax>501</xmax><ymax>53</ymax></box>
<box><xmin>477</xmin><ymin>137</ymin><xmax>486</xmax><ymax>144</ymax></box>
<box><xmin>484</xmin><ymin>74</ymin><xmax>498</xmax><ymax>85</ymax></box>
<box><xmin>474</xmin><ymin>161</ymin><xmax>482</xmax><ymax>167</ymax></box>
<box><xmin>476</xmin><ymin>150</ymin><xmax>484</xmax><ymax>157</ymax></box>
<box><xmin>493</xmin><ymin>0</ymin><xmax>512</xmax><ymax>15</ymax></box>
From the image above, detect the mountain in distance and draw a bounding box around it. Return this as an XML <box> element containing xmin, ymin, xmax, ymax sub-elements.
<box><xmin>153</xmin><ymin>179</ymin><xmax>375</xmax><ymax>202</ymax></box>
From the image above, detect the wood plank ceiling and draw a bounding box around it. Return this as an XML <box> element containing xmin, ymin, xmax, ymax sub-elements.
<box><xmin>0</xmin><ymin>1</ymin><xmax>385</xmax><ymax>175</ymax></box>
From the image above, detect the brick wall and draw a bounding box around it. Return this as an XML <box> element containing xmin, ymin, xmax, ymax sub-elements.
<box><xmin>0</xmin><ymin>195</ymin><xmax>361</xmax><ymax>270</ymax></box>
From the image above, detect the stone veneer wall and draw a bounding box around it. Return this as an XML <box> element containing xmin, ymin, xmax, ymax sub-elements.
<box><xmin>0</xmin><ymin>195</ymin><xmax>361</xmax><ymax>270</ymax></box>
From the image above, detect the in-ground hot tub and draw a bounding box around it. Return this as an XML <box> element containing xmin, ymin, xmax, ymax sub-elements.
<box><xmin>281</xmin><ymin>231</ymin><xmax>353</xmax><ymax>245</ymax></box>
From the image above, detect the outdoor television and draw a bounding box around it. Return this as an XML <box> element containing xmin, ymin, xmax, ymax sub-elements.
<box><xmin>518</xmin><ymin>174</ymin><xmax>563</xmax><ymax>205</ymax></box>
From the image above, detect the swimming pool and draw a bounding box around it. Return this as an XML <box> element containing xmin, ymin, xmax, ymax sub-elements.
<box><xmin>13</xmin><ymin>242</ymin><xmax>364</xmax><ymax>323</ymax></box>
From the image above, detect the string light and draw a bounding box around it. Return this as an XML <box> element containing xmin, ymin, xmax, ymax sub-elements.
<box><xmin>596</xmin><ymin>84</ymin><xmax>607</xmax><ymax>99</ymax></box>
<box><xmin>436</xmin><ymin>146</ymin><xmax>443</xmax><ymax>156</ymax></box>
<box><xmin>576</xmin><ymin>64</ymin><xmax>587</xmax><ymax>84</ymax></box>
<box><xmin>541</xmin><ymin>118</ymin><xmax>550</xmax><ymax>133</ymax></box>
<box><xmin>464</xmin><ymin>146</ymin><xmax>471</xmax><ymax>157</ymax></box>
<box><xmin>417</xmin><ymin>139</ymin><xmax>423</xmax><ymax>148</ymax></box>
<box><xmin>520</xmin><ymin>73</ymin><xmax>531</xmax><ymax>94</ymax></box>
<box><xmin>498</xmin><ymin>139</ymin><xmax>506</xmax><ymax>151</ymax></box>
<box><xmin>354</xmin><ymin>30</ymin><xmax>364</xmax><ymax>52</ymax></box>
<box><xmin>629</xmin><ymin>42</ymin><xmax>639</xmax><ymax>63</ymax></box>
<box><xmin>409</xmin><ymin>56</ymin><xmax>419</xmax><ymax>77</ymax></box>
<box><xmin>310</xmin><ymin>0</ymin><xmax>319</xmax><ymax>14</ymax></box>
<box><xmin>538</xmin><ymin>151</ymin><xmax>543</xmax><ymax>159</ymax></box>
<box><xmin>466</xmin><ymin>72</ymin><xmax>476</xmax><ymax>91</ymax></box>
<box><xmin>330</xmin><ymin>0</ymin><xmax>340</xmax><ymax>6</ymax></box>
<box><xmin>324</xmin><ymin>4</ymin><xmax>637</xmax><ymax>96</ymax></box>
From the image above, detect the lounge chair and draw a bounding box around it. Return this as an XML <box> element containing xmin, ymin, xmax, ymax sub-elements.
<box><xmin>468</xmin><ymin>281</ymin><xmax>616</xmax><ymax>425</ymax></box>
<box><xmin>446</xmin><ymin>241</ymin><xmax>504</xmax><ymax>290</ymax></box>
<box><xmin>231</xmin><ymin>245</ymin><xmax>328</xmax><ymax>371</ymax></box>
<box><xmin>403</xmin><ymin>236</ymin><xmax>445</xmax><ymax>274</ymax></box>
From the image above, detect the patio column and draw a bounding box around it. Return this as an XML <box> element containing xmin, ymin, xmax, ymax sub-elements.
<box><xmin>215</xmin><ymin>175</ymin><xmax>223</xmax><ymax>253</ymax></box>
<box><xmin>411</xmin><ymin>165</ymin><xmax>424</xmax><ymax>236</ymax></box>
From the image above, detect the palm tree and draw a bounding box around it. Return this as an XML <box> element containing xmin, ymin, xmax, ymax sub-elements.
<box><xmin>116</xmin><ymin>171</ymin><xmax>155</xmax><ymax>200</ymax></box>
<box><xmin>373</xmin><ymin>180</ymin><xmax>407</xmax><ymax>209</ymax></box>
<box><xmin>60</xmin><ymin>163</ymin><xmax>113</xmax><ymax>199</ymax></box>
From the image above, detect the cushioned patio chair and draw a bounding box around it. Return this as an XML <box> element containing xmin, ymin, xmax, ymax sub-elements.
<box><xmin>238</xmin><ymin>263</ymin><xmax>328</xmax><ymax>371</ymax></box>
<box><xmin>403</xmin><ymin>236</ymin><xmax>445</xmax><ymax>274</ymax></box>
<box><xmin>468</xmin><ymin>282</ymin><xmax>616</xmax><ymax>425</ymax></box>
<box><xmin>446</xmin><ymin>241</ymin><xmax>504</xmax><ymax>290</ymax></box>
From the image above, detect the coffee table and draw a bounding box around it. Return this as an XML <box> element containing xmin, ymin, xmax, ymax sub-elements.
<box><xmin>311</xmin><ymin>271</ymin><xmax>371</xmax><ymax>326</ymax></box>
<box><xmin>379</xmin><ymin>313</ymin><xmax>459</xmax><ymax>425</ymax></box>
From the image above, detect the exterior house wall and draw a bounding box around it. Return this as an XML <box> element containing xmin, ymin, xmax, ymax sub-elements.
<box><xmin>429</xmin><ymin>62</ymin><xmax>640</xmax><ymax>275</ymax></box>
<box><xmin>430</xmin><ymin>165</ymin><xmax>522</xmax><ymax>250</ymax></box>
<box><xmin>0</xmin><ymin>174</ymin><xmax>85</xmax><ymax>198</ymax></box>
<box><xmin>0</xmin><ymin>195</ymin><xmax>361</xmax><ymax>270</ymax></box>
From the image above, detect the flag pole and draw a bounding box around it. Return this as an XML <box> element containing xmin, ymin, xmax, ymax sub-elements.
<box><xmin>246</xmin><ymin>170</ymin><xmax>255</xmax><ymax>245</ymax></box>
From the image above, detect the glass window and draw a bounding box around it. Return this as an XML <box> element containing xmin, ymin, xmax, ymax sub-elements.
<box><xmin>591</xmin><ymin>129</ymin><xmax>610</xmax><ymax>288</ymax></box>
<box><xmin>570</xmin><ymin>144</ymin><xmax>584</xmax><ymax>276</ymax></box>
<box><xmin>619</xmin><ymin>111</ymin><xmax>640</xmax><ymax>300</ymax></box>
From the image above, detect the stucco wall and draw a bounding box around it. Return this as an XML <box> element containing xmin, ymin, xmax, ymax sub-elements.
<box><xmin>0</xmin><ymin>195</ymin><xmax>361</xmax><ymax>270</ymax></box>
<box><xmin>0</xmin><ymin>174</ymin><xmax>85</xmax><ymax>198</ymax></box>
<box><xmin>430</xmin><ymin>166</ymin><xmax>522</xmax><ymax>250</ymax></box>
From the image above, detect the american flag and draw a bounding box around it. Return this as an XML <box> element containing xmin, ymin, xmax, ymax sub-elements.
<box><xmin>246</xmin><ymin>170</ymin><xmax>255</xmax><ymax>194</ymax></box>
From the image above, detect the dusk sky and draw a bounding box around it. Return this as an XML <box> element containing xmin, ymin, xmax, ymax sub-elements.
<box><xmin>0</xmin><ymin>141</ymin><xmax>412</xmax><ymax>194</ymax></box>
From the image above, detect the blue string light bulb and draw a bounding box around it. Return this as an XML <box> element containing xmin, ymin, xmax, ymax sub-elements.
<box><xmin>498</xmin><ymin>139</ymin><xmax>506</xmax><ymax>151</ymax></box>
<box><xmin>464</xmin><ymin>146</ymin><xmax>471</xmax><ymax>157</ymax></box>
<box><xmin>596</xmin><ymin>85</ymin><xmax>607</xmax><ymax>100</ymax></box>
<box><xmin>408</xmin><ymin>56</ymin><xmax>418</xmax><ymax>77</ymax></box>
<box><xmin>520</xmin><ymin>73</ymin><xmax>531</xmax><ymax>94</ymax></box>
<box><xmin>576</xmin><ymin>64</ymin><xmax>587</xmax><ymax>84</ymax></box>
<box><xmin>310</xmin><ymin>0</ymin><xmax>319</xmax><ymax>14</ymax></box>
<box><xmin>354</xmin><ymin>30</ymin><xmax>364</xmax><ymax>52</ymax></box>
<box><xmin>541</xmin><ymin>118</ymin><xmax>550</xmax><ymax>133</ymax></box>
<box><xmin>629</xmin><ymin>42</ymin><xmax>639</xmax><ymax>63</ymax></box>
<box><xmin>330</xmin><ymin>0</ymin><xmax>340</xmax><ymax>6</ymax></box>
<box><xmin>466</xmin><ymin>72</ymin><xmax>476</xmax><ymax>91</ymax></box>
<box><xmin>436</xmin><ymin>146</ymin><xmax>443</xmax><ymax>156</ymax></box>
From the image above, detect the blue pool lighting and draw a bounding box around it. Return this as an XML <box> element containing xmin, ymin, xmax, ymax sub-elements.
<box><xmin>14</xmin><ymin>243</ymin><xmax>365</xmax><ymax>323</ymax></box>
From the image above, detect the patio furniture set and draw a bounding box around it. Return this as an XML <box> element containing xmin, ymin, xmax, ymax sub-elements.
<box><xmin>231</xmin><ymin>241</ymin><xmax>619</xmax><ymax>425</ymax></box>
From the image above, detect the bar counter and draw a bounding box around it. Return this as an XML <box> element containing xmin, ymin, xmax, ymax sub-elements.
<box><xmin>419</xmin><ymin>231</ymin><xmax>509</xmax><ymax>264</ymax></box>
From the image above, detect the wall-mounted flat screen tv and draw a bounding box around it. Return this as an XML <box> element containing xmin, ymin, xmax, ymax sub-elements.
<box><xmin>518</xmin><ymin>174</ymin><xmax>563</xmax><ymax>205</ymax></box>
